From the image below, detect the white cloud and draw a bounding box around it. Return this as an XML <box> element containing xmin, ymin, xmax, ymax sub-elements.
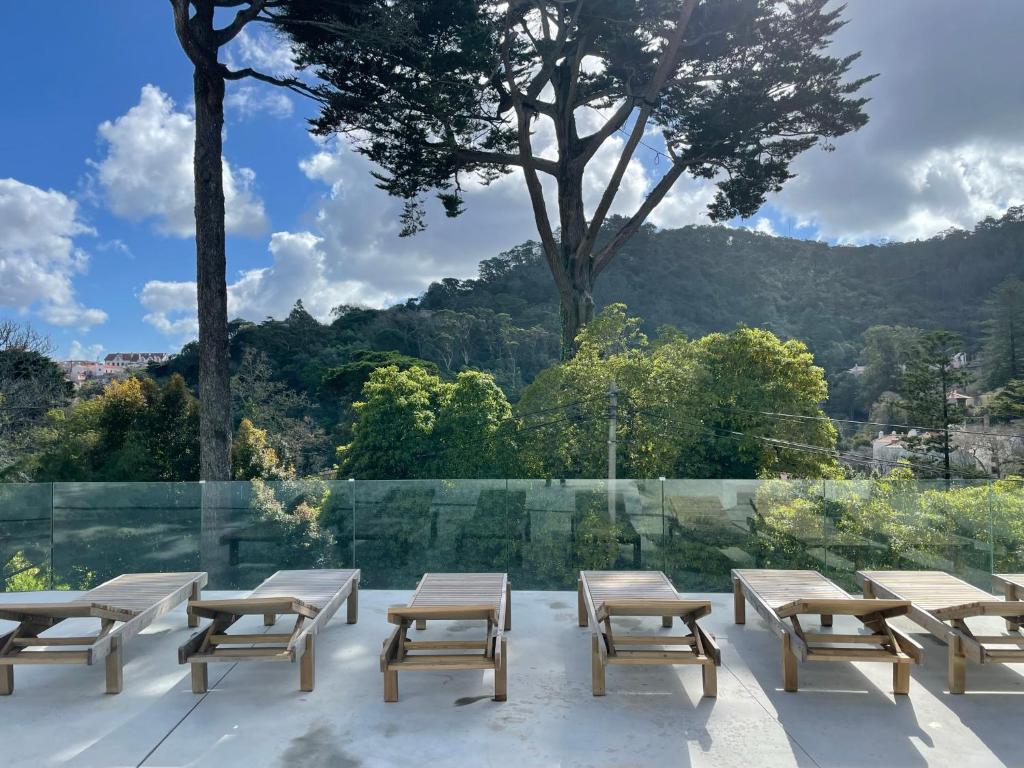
<box><xmin>225</xmin><ymin>84</ymin><xmax>294</xmax><ymax>120</ymax></box>
<box><xmin>68</xmin><ymin>340</ymin><xmax>104</xmax><ymax>361</ymax></box>
<box><xmin>770</xmin><ymin>0</ymin><xmax>1024</xmax><ymax>242</ymax></box>
<box><xmin>225</xmin><ymin>28</ymin><xmax>297</xmax><ymax>78</ymax></box>
<box><xmin>0</xmin><ymin>178</ymin><xmax>107</xmax><ymax>329</ymax></box>
<box><xmin>140</xmin><ymin>232</ymin><xmax>389</xmax><ymax>339</ymax></box>
<box><xmin>93</xmin><ymin>85</ymin><xmax>267</xmax><ymax>237</ymax></box>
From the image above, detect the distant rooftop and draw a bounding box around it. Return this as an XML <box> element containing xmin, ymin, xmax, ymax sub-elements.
<box><xmin>4</xmin><ymin>589</ymin><xmax>1021</xmax><ymax>767</ymax></box>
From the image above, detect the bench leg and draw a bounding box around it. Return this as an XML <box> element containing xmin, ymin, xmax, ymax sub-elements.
<box><xmin>300</xmin><ymin>635</ymin><xmax>315</xmax><ymax>692</ymax></box>
<box><xmin>893</xmin><ymin>662</ymin><xmax>910</xmax><ymax>696</ymax></box>
<box><xmin>948</xmin><ymin>639</ymin><xmax>966</xmax><ymax>694</ymax></box>
<box><xmin>733</xmin><ymin>578</ymin><xmax>745</xmax><ymax>624</ymax></box>
<box><xmin>188</xmin><ymin>582</ymin><xmax>201</xmax><ymax>628</ymax></box>
<box><xmin>591</xmin><ymin>635</ymin><xmax>606</xmax><ymax>696</ymax></box>
<box><xmin>1004</xmin><ymin>583</ymin><xmax>1020</xmax><ymax>632</ymax></box>
<box><xmin>347</xmin><ymin>582</ymin><xmax>359</xmax><ymax>624</ymax></box>
<box><xmin>494</xmin><ymin>638</ymin><xmax>507</xmax><ymax>701</ymax></box>
<box><xmin>820</xmin><ymin>614</ymin><xmax>833</xmax><ymax>628</ymax></box>
<box><xmin>191</xmin><ymin>662</ymin><xmax>208</xmax><ymax>694</ymax></box>
<box><xmin>504</xmin><ymin>582</ymin><xmax>512</xmax><ymax>632</ymax></box>
<box><xmin>415</xmin><ymin>620</ymin><xmax>427</xmax><ymax>631</ymax></box>
<box><xmin>702</xmin><ymin>661</ymin><xmax>718</xmax><ymax>698</ymax></box>
<box><xmin>105</xmin><ymin>638</ymin><xmax>123</xmax><ymax>694</ymax></box>
<box><xmin>0</xmin><ymin>665</ymin><xmax>12</xmax><ymax>695</ymax></box>
<box><xmin>264</xmin><ymin>614</ymin><xmax>276</xmax><ymax>626</ymax></box>
<box><xmin>782</xmin><ymin>634</ymin><xmax>798</xmax><ymax>692</ymax></box>
<box><xmin>662</xmin><ymin>616</ymin><xmax>673</xmax><ymax>628</ymax></box>
<box><xmin>384</xmin><ymin>669</ymin><xmax>399</xmax><ymax>702</ymax></box>
<box><xmin>577</xmin><ymin>579</ymin><xmax>587</xmax><ymax>627</ymax></box>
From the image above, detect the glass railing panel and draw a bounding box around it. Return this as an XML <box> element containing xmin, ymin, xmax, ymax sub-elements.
<box><xmin>345</xmin><ymin>479</ymin><xmax>508</xmax><ymax>589</ymax></box>
<box><xmin>657</xmin><ymin>479</ymin><xmax>768</xmax><ymax>591</ymax></box>
<box><xmin>507</xmin><ymin>479</ymin><xmax>648</xmax><ymax>590</ymax></box>
<box><xmin>987</xmin><ymin>478</ymin><xmax>1023</xmax><ymax>583</ymax></box>
<box><xmin>202</xmin><ymin>479</ymin><xmax>342</xmax><ymax>590</ymax></box>
<box><xmin>52</xmin><ymin>482</ymin><xmax>200</xmax><ymax>590</ymax></box>
<box><xmin>0</xmin><ymin>483</ymin><xmax>52</xmax><ymax>591</ymax></box>
<box><xmin>821</xmin><ymin>477</ymin><xmax>998</xmax><ymax>591</ymax></box>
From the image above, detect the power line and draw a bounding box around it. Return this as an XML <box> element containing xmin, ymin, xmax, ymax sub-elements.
<box><xmin>634</xmin><ymin>407</ymin><xmax>993</xmax><ymax>479</ymax></box>
<box><xmin>630</xmin><ymin>394</ymin><xmax>1024</xmax><ymax>441</ymax></box>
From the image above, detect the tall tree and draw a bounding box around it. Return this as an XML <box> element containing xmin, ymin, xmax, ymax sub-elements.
<box><xmin>900</xmin><ymin>331</ymin><xmax>969</xmax><ymax>482</ymax></box>
<box><xmin>857</xmin><ymin>325</ymin><xmax>921</xmax><ymax>409</ymax></box>
<box><xmin>980</xmin><ymin>278</ymin><xmax>1024</xmax><ymax>390</ymax></box>
<box><xmin>0</xmin><ymin>322</ymin><xmax>71</xmax><ymax>479</ymax></box>
<box><xmin>169</xmin><ymin>1</ymin><xmax>318</xmax><ymax>478</ymax></box>
<box><xmin>279</xmin><ymin>0</ymin><xmax>873</xmax><ymax>354</ymax></box>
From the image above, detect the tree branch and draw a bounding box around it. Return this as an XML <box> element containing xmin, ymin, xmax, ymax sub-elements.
<box><xmin>592</xmin><ymin>160</ymin><xmax>690</xmax><ymax>278</ymax></box>
<box><xmin>578</xmin><ymin>0</ymin><xmax>701</xmax><ymax>263</ymax></box>
<box><xmin>221</xmin><ymin>65</ymin><xmax>325</xmax><ymax>102</ymax></box>
<box><xmin>215</xmin><ymin>0</ymin><xmax>268</xmax><ymax>46</ymax></box>
<box><xmin>454</xmin><ymin>148</ymin><xmax>558</xmax><ymax>175</ymax></box>
<box><xmin>500</xmin><ymin>23</ymin><xmax>565</xmax><ymax>294</ymax></box>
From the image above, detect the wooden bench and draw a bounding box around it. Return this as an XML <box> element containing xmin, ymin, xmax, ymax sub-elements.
<box><xmin>0</xmin><ymin>571</ymin><xmax>207</xmax><ymax>695</ymax></box>
<box><xmin>992</xmin><ymin>574</ymin><xmax>1024</xmax><ymax>632</ymax></box>
<box><xmin>179</xmin><ymin>568</ymin><xmax>359</xmax><ymax>692</ymax></box>
<box><xmin>859</xmin><ymin>570</ymin><xmax>1024</xmax><ymax>693</ymax></box>
<box><xmin>380</xmin><ymin>572</ymin><xmax>509</xmax><ymax>702</ymax></box>
<box><xmin>578</xmin><ymin>570</ymin><xmax>720</xmax><ymax>697</ymax></box>
<box><xmin>733</xmin><ymin>569</ymin><xmax>921</xmax><ymax>694</ymax></box>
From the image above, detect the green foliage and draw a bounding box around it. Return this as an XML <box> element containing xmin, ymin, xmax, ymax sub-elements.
<box><xmin>232</xmin><ymin>348</ymin><xmax>328</xmax><ymax>475</ymax></box>
<box><xmin>899</xmin><ymin>331</ymin><xmax>970</xmax><ymax>474</ymax></box>
<box><xmin>516</xmin><ymin>305</ymin><xmax>838</xmax><ymax>479</ymax></box>
<box><xmin>987</xmin><ymin>379</ymin><xmax>1024</xmax><ymax>422</ymax></box>
<box><xmin>232</xmin><ymin>418</ymin><xmax>293</xmax><ymax>480</ymax></box>
<box><xmin>283</xmin><ymin>0</ymin><xmax>871</xmax><ymax>232</ymax></box>
<box><xmin>857</xmin><ymin>325</ymin><xmax>922</xmax><ymax>409</ymax></box>
<box><xmin>3</xmin><ymin>551</ymin><xmax>94</xmax><ymax>593</ymax></box>
<box><xmin>754</xmin><ymin>471</ymin><xmax>1024</xmax><ymax>589</ymax></box>
<box><xmin>31</xmin><ymin>375</ymin><xmax>200</xmax><ymax>482</ymax></box>
<box><xmin>339</xmin><ymin>366</ymin><xmax>514</xmax><ymax>479</ymax></box>
<box><xmin>0</xmin><ymin>344</ymin><xmax>72</xmax><ymax>480</ymax></box>
<box><xmin>246</xmin><ymin>478</ymin><xmax>337</xmax><ymax>570</ymax></box>
<box><xmin>980</xmin><ymin>278</ymin><xmax>1024</xmax><ymax>389</ymax></box>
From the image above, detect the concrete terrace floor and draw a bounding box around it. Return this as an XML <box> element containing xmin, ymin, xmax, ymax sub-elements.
<box><xmin>1</xmin><ymin>590</ymin><xmax>1023</xmax><ymax>768</ymax></box>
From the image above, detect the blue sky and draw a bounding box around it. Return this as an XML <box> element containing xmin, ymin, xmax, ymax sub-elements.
<box><xmin>2</xmin><ymin>1</ymin><xmax>1023</xmax><ymax>360</ymax></box>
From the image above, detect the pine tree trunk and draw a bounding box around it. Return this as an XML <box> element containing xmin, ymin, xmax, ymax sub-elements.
<box><xmin>192</xmin><ymin>66</ymin><xmax>232</xmax><ymax>481</ymax></box>
<box><xmin>560</xmin><ymin>281</ymin><xmax>595</xmax><ymax>358</ymax></box>
<box><xmin>556</xmin><ymin>162</ymin><xmax>593</xmax><ymax>359</ymax></box>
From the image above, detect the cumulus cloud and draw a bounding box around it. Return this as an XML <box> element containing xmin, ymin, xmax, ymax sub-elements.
<box><xmin>140</xmin><ymin>231</ymin><xmax>389</xmax><ymax>340</ymax></box>
<box><xmin>770</xmin><ymin>0</ymin><xmax>1024</xmax><ymax>242</ymax></box>
<box><xmin>226</xmin><ymin>28</ymin><xmax>297</xmax><ymax>78</ymax></box>
<box><xmin>93</xmin><ymin>85</ymin><xmax>267</xmax><ymax>237</ymax></box>
<box><xmin>68</xmin><ymin>340</ymin><xmax>104</xmax><ymax>360</ymax></box>
<box><xmin>0</xmin><ymin>178</ymin><xmax>107</xmax><ymax>329</ymax></box>
<box><xmin>225</xmin><ymin>84</ymin><xmax>294</xmax><ymax>120</ymax></box>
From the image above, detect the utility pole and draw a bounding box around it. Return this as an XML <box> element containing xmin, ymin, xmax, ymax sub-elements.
<box><xmin>607</xmin><ymin>380</ymin><xmax>618</xmax><ymax>523</ymax></box>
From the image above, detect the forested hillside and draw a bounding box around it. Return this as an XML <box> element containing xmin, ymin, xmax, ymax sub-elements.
<box><xmin>438</xmin><ymin>208</ymin><xmax>1024</xmax><ymax>376</ymax></box>
<box><xmin>157</xmin><ymin>207</ymin><xmax>1024</xmax><ymax>401</ymax></box>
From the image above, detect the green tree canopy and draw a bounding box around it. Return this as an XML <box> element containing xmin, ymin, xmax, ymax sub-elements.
<box><xmin>338</xmin><ymin>365</ymin><xmax>514</xmax><ymax>478</ymax></box>
<box><xmin>980</xmin><ymin>278</ymin><xmax>1024</xmax><ymax>390</ymax></box>
<box><xmin>516</xmin><ymin>304</ymin><xmax>837</xmax><ymax>478</ymax></box>
<box><xmin>32</xmin><ymin>375</ymin><xmax>200</xmax><ymax>482</ymax></box>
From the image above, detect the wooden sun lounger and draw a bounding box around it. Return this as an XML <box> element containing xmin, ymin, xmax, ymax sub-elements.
<box><xmin>577</xmin><ymin>570</ymin><xmax>720</xmax><ymax>697</ymax></box>
<box><xmin>0</xmin><ymin>571</ymin><xmax>207</xmax><ymax>695</ymax></box>
<box><xmin>858</xmin><ymin>570</ymin><xmax>1024</xmax><ymax>693</ymax></box>
<box><xmin>732</xmin><ymin>569</ymin><xmax>921</xmax><ymax>694</ymax></box>
<box><xmin>179</xmin><ymin>568</ymin><xmax>359</xmax><ymax>693</ymax></box>
<box><xmin>380</xmin><ymin>572</ymin><xmax>510</xmax><ymax>702</ymax></box>
<box><xmin>992</xmin><ymin>574</ymin><xmax>1024</xmax><ymax>632</ymax></box>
